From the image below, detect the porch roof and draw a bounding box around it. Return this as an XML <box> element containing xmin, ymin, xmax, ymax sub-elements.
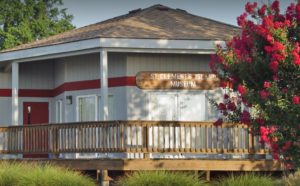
<box><xmin>1</xmin><ymin>4</ymin><xmax>240</xmax><ymax>54</ymax></box>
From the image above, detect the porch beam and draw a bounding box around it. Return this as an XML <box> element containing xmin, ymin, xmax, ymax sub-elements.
<box><xmin>11</xmin><ymin>62</ymin><xmax>19</xmax><ymax>126</ymax></box>
<box><xmin>100</xmin><ymin>49</ymin><xmax>108</xmax><ymax>120</ymax></box>
<box><xmin>13</xmin><ymin>48</ymin><xmax>215</xmax><ymax>64</ymax></box>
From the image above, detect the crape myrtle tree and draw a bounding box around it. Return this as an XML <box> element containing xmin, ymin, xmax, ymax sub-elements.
<box><xmin>209</xmin><ymin>0</ymin><xmax>300</xmax><ymax>168</ymax></box>
<box><xmin>0</xmin><ymin>0</ymin><xmax>74</xmax><ymax>50</ymax></box>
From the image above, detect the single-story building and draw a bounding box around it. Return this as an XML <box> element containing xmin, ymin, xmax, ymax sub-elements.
<box><xmin>0</xmin><ymin>5</ymin><xmax>282</xmax><ymax>178</ymax></box>
<box><xmin>0</xmin><ymin>4</ymin><xmax>239</xmax><ymax>126</ymax></box>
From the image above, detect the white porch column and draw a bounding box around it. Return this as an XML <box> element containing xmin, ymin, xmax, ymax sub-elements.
<box><xmin>100</xmin><ymin>49</ymin><xmax>108</xmax><ymax>121</ymax></box>
<box><xmin>11</xmin><ymin>62</ymin><xmax>19</xmax><ymax>125</ymax></box>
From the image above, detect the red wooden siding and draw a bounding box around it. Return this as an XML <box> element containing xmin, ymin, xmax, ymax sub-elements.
<box><xmin>0</xmin><ymin>76</ymin><xmax>137</xmax><ymax>97</ymax></box>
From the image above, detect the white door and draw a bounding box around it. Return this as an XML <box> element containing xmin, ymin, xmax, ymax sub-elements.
<box><xmin>150</xmin><ymin>94</ymin><xmax>177</xmax><ymax>121</ymax></box>
<box><xmin>179</xmin><ymin>94</ymin><xmax>206</xmax><ymax>121</ymax></box>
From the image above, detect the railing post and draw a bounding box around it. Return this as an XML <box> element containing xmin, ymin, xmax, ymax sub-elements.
<box><xmin>7</xmin><ymin>127</ymin><xmax>11</xmax><ymax>154</ymax></box>
<box><xmin>50</xmin><ymin>125</ymin><xmax>59</xmax><ymax>159</ymax></box>
<box><xmin>248</xmin><ymin>127</ymin><xmax>254</xmax><ymax>154</ymax></box>
<box><xmin>142</xmin><ymin>123</ymin><xmax>150</xmax><ymax>159</ymax></box>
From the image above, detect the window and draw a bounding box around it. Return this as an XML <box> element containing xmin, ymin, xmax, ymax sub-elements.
<box><xmin>77</xmin><ymin>95</ymin><xmax>97</xmax><ymax>122</ymax></box>
<box><xmin>76</xmin><ymin>95</ymin><xmax>115</xmax><ymax>122</ymax></box>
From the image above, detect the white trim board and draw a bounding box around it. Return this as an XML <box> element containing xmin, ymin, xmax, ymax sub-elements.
<box><xmin>0</xmin><ymin>38</ymin><xmax>224</xmax><ymax>62</ymax></box>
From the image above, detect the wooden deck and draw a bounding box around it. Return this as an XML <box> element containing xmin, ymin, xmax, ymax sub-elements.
<box><xmin>0</xmin><ymin>121</ymin><xmax>283</xmax><ymax>172</ymax></box>
<box><xmin>1</xmin><ymin>159</ymin><xmax>283</xmax><ymax>171</ymax></box>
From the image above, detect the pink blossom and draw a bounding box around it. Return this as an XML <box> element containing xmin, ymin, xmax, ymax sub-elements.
<box><xmin>293</xmin><ymin>96</ymin><xmax>300</xmax><ymax>104</ymax></box>
<box><xmin>266</xmin><ymin>34</ymin><xmax>274</xmax><ymax>43</ymax></box>
<box><xmin>258</xmin><ymin>5</ymin><xmax>267</xmax><ymax>16</ymax></box>
<box><xmin>273</xmin><ymin>42</ymin><xmax>285</xmax><ymax>51</ymax></box>
<box><xmin>237</xmin><ymin>13</ymin><xmax>247</xmax><ymax>26</ymax></box>
<box><xmin>263</xmin><ymin>81</ymin><xmax>271</xmax><ymax>88</ymax></box>
<box><xmin>260</xmin><ymin>126</ymin><xmax>270</xmax><ymax>144</ymax></box>
<box><xmin>245</xmin><ymin>2</ymin><xmax>257</xmax><ymax>14</ymax></box>
<box><xmin>271</xmin><ymin>53</ymin><xmax>285</xmax><ymax>62</ymax></box>
<box><xmin>260</xmin><ymin>90</ymin><xmax>269</xmax><ymax>100</ymax></box>
<box><xmin>237</xmin><ymin>84</ymin><xmax>247</xmax><ymax>95</ymax></box>
<box><xmin>271</xmin><ymin>0</ymin><xmax>280</xmax><ymax>13</ymax></box>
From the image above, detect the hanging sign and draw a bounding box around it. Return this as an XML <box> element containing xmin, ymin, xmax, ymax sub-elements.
<box><xmin>136</xmin><ymin>72</ymin><xmax>220</xmax><ymax>90</ymax></box>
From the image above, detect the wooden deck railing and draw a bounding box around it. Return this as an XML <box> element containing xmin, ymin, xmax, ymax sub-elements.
<box><xmin>0</xmin><ymin>121</ymin><xmax>268</xmax><ymax>156</ymax></box>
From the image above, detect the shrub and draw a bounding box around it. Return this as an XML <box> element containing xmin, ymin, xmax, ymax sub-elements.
<box><xmin>210</xmin><ymin>0</ymin><xmax>300</xmax><ymax>167</ymax></box>
<box><xmin>0</xmin><ymin>161</ymin><xmax>95</xmax><ymax>186</ymax></box>
<box><xmin>283</xmin><ymin>170</ymin><xmax>300</xmax><ymax>186</ymax></box>
<box><xmin>214</xmin><ymin>173</ymin><xmax>275</xmax><ymax>186</ymax></box>
<box><xmin>116</xmin><ymin>171</ymin><xmax>207</xmax><ymax>186</ymax></box>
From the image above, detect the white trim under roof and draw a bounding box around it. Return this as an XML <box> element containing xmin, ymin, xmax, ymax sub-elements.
<box><xmin>0</xmin><ymin>38</ymin><xmax>224</xmax><ymax>62</ymax></box>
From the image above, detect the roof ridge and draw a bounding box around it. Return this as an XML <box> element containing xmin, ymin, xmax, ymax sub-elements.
<box><xmin>159</xmin><ymin>4</ymin><xmax>240</xmax><ymax>29</ymax></box>
<box><xmin>183</xmin><ymin>11</ymin><xmax>240</xmax><ymax>29</ymax></box>
<box><xmin>75</xmin><ymin>4</ymin><xmax>168</xmax><ymax>30</ymax></box>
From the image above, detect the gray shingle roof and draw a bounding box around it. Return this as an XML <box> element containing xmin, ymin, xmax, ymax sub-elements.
<box><xmin>2</xmin><ymin>4</ymin><xmax>240</xmax><ymax>53</ymax></box>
